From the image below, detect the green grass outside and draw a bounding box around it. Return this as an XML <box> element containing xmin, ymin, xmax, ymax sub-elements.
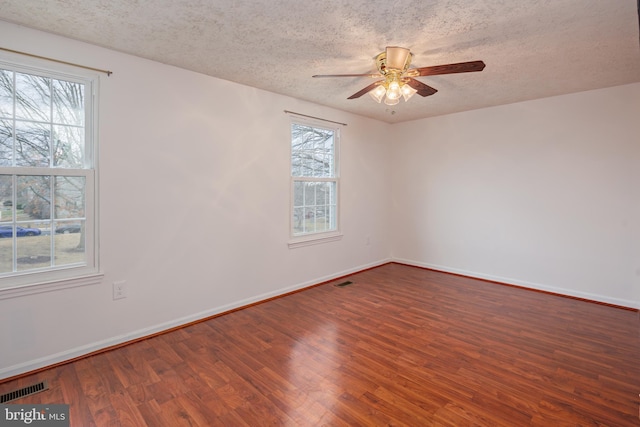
<box><xmin>0</xmin><ymin>233</ymin><xmax>85</xmax><ymax>274</ymax></box>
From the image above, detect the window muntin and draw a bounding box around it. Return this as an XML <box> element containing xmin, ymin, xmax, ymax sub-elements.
<box><xmin>0</xmin><ymin>61</ymin><xmax>97</xmax><ymax>289</ymax></box>
<box><xmin>290</xmin><ymin>121</ymin><xmax>339</xmax><ymax>238</ymax></box>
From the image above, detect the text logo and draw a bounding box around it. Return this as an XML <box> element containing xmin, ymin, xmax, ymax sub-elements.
<box><xmin>0</xmin><ymin>405</ymin><xmax>69</xmax><ymax>426</ymax></box>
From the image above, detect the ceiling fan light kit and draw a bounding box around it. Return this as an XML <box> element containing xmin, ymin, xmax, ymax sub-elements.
<box><xmin>313</xmin><ymin>46</ymin><xmax>485</xmax><ymax>106</ymax></box>
<box><xmin>368</xmin><ymin>47</ymin><xmax>419</xmax><ymax>105</ymax></box>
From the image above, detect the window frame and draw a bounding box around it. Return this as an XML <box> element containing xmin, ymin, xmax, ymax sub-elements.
<box><xmin>288</xmin><ymin>117</ymin><xmax>342</xmax><ymax>248</ymax></box>
<box><xmin>0</xmin><ymin>54</ymin><xmax>102</xmax><ymax>298</ymax></box>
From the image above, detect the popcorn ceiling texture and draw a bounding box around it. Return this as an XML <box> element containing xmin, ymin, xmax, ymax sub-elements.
<box><xmin>1</xmin><ymin>0</ymin><xmax>638</xmax><ymax>123</ymax></box>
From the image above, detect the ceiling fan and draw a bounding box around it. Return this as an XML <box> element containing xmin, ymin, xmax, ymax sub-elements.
<box><xmin>312</xmin><ymin>46</ymin><xmax>485</xmax><ymax>105</ymax></box>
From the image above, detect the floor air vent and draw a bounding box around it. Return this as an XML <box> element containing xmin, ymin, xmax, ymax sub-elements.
<box><xmin>335</xmin><ymin>280</ymin><xmax>353</xmax><ymax>287</ymax></box>
<box><xmin>0</xmin><ymin>380</ymin><xmax>49</xmax><ymax>403</ymax></box>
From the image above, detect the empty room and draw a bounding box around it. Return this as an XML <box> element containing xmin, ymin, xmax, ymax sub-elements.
<box><xmin>0</xmin><ymin>1</ymin><xmax>639</xmax><ymax>425</ymax></box>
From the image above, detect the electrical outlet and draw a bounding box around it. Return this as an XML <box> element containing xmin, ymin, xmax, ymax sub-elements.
<box><xmin>113</xmin><ymin>280</ymin><xmax>127</xmax><ymax>300</ymax></box>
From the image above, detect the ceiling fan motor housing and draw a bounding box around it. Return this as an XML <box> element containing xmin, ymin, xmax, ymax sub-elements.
<box><xmin>376</xmin><ymin>46</ymin><xmax>413</xmax><ymax>74</ymax></box>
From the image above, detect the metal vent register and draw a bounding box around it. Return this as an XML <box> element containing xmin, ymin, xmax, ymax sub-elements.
<box><xmin>0</xmin><ymin>381</ymin><xmax>49</xmax><ymax>403</ymax></box>
<box><xmin>334</xmin><ymin>280</ymin><xmax>353</xmax><ymax>287</ymax></box>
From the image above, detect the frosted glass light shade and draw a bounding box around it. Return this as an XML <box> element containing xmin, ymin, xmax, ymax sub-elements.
<box><xmin>401</xmin><ymin>84</ymin><xmax>417</xmax><ymax>101</ymax></box>
<box><xmin>386</xmin><ymin>81</ymin><xmax>401</xmax><ymax>100</ymax></box>
<box><xmin>384</xmin><ymin>96</ymin><xmax>400</xmax><ymax>106</ymax></box>
<box><xmin>369</xmin><ymin>85</ymin><xmax>386</xmax><ymax>103</ymax></box>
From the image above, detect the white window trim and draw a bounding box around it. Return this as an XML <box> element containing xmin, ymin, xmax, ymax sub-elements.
<box><xmin>288</xmin><ymin>117</ymin><xmax>342</xmax><ymax>248</ymax></box>
<box><xmin>0</xmin><ymin>52</ymin><xmax>102</xmax><ymax>297</ymax></box>
<box><xmin>288</xmin><ymin>231</ymin><xmax>343</xmax><ymax>249</ymax></box>
<box><xmin>0</xmin><ymin>272</ymin><xmax>104</xmax><ymax>300</ymax></box>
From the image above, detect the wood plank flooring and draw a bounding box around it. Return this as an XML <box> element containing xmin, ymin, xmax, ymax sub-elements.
<box><xmin>2</xmin><ymin>263</ymin><xmax>639</xmax><ymax>426</ymax></box>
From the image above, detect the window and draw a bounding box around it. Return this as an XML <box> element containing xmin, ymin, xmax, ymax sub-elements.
<box><xmin>0</xmin><ymin>59</ymin><xmax>99</xmax><ymax>294</ymax></box>
<box><xmin>290</xmin><ymin>119</ymin><xmax>340</xmax><ymax>246</ymax></box>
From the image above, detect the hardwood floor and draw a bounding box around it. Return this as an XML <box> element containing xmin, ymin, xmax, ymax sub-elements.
<box><xmin>2</xmin><ymin>263</ymin><xmax>639</xmax><ymax>426</ymax></box>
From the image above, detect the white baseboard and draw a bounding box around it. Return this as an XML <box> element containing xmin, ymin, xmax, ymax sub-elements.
<box><xmin>0</xmin><ymin>258</ymin><xmax>392</xmax><ymax>381</ymax></box>
<box><xmin>392</xmin><ymin>257</ymin><xmax>639</xmax><ymax>310</ymax></box>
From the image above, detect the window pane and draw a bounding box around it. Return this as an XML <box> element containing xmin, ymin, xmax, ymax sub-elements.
<box><xmin>0</xmin><ymin>69</ymin><xmax>13</xmax><ymax>118</ymax></box>
<box><xmin>55</xmin><ymin>176</ymin><xmax>85</xmax><ymax>219</ymax></box>
<box><xmin>15</xmin><ymin>120</ymin><xmax>50</xmax><ymax>167</ymax></box>
<box><xmin>325</xmin><ymin>152</ymin><xmax>334</xmax><ymax>176</ymax></box>
<box><xmin>0</xmin><ymin>118</ymin><xmax>12</xmax><ymax>166</ymax></box>
<box><xmin>291</xmin><ymin>124</ymin><xmax>335</xmax><ymax>178</ymax></box>
<box><xmin>17</xmin><ymin>175</ymin><xmax>51</xmax><ymax>220</ymax></box>
<box><xmin>303</xmin><ymin>182</ymin><xmax>315</xmax><ymax>207</ymax></box>
<box><xmin>54</xmin><ymin>220</ymin><xmax>85</xmax><ymax>266</ymax></box>
<box><xmin>52</xmin><ymin>79</ymin><xmax>84</xmax><ymax>126</ymax></box>
<box><xmin>313</xmin><ymin>153</ymin><xmax>324</xmax><ymax>177</ymax></box>
<box><xmin>328</xmin><ymin>181</ymin><xmax>337</xmax><ymax>205</ymax></box>
<box><xmin>301</xmin><ymin>154</ymin><xmax>311</xmax><ymax>177</ymax></box>
<box><xmin>293</xmin><ymin>181</ymin><xmax>304</xmax><ymax>208</ymax></box>
<box><xmin>15</xmin><ymin>72</ymin><xmax>50</xmax><ymax>122</ymax></box>
<box><xmin>291</xmin><ymin>152</ymin><xmax>303</xmax><ymax>176</ymax></box>
<box><xmin>329</xmin><ymin>205</ymin><xmax>337</xmax><ymax>230</ymax></box>
<box><xmin>292</xmin><ymin>180</ymin><xmax>337</xmax><ymax>236</ymax></box>
<box><xmin>16</xmin><ymin>221</ymin><xmax>50</xmax><ymax>271</ymax></box>
<box><xmin>53</xmin><ymin>125</ymin><xmax>84</xmax><ymax>168</ymax></box>
<box><xmin>0</xmin><ymin>175</ymin><xmax>11</xmax><ymax>223</ymax></box>
<box><xmin>0</xmin><ymin>233</ymin><xmax>12</xmax><ymax>273</ymax></box>
<box><xmin>293</xmin><ymin>207</ymin><xmax>305</xmax><ymax>235</ymax></box>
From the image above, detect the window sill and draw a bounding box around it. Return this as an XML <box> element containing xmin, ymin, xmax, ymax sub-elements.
<box><xmin>0</xmin><ymin>272</ymin><xmax>104</xmax><ymax>300</ymax></box>
<box><xmin>288</xmin><ymin>232</ymin><xmax>343</xmax><ymax>249</ymax></box>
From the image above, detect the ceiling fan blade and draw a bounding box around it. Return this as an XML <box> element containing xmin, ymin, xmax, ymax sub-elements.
<box><xmin>409</xmin><ymin>60</ymin><xmax>486</xmax><ymax>77</ymax></box>
<box><xmin>313</xmin><ymin>73</ymin><xmax>383</xmax><ymax>78</ymax></box>
<box><xmin>347</xmin><ymin>81</ymin><xmax>384</xmax><ymax>99</ymax></box>
<box><xmin>405</xmin><ymin>78</ymin><xmax>438</xmax><ymax>97</ymax></box>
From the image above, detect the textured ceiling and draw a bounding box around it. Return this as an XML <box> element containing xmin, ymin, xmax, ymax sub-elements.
<box><xmin>1</xmin><ymin>0</ymin><xmax>639</xmax><ymax>123</ymax></box>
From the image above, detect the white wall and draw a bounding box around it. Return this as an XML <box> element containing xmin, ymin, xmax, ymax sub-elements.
<box><xmin>0</xmin><ymin>21</ymin><xmax>392</xmax><ymax>379</ymax></box>
<box><xmin>391</xmin><ymin>83</ymin><xmax>640</xmax><ymax>308</ymax></box>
